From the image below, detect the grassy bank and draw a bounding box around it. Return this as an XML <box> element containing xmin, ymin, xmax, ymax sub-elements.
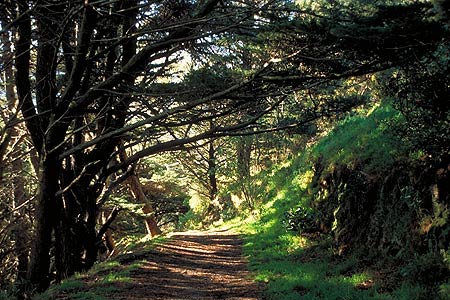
<box><xmin>234</xmin><ymin>103</ymin><xmax>450</xmax><ymax>300</ymax></box>
<box><xmin>240</xmin><ymin>213</ymin><xmax>438</xmax><ymax>300</ymax></box>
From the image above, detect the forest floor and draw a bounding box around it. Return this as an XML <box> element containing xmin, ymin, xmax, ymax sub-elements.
<box><xmin>41</xmin><ymin>229</ymin><xmax>264</xmax><ymax>300</ymax></box>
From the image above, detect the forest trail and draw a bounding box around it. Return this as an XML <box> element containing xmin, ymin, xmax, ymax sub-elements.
<box><xmin>108</xmin><ymin>230</ymin><xmax>262</xmax><ymax>300</ymax></box>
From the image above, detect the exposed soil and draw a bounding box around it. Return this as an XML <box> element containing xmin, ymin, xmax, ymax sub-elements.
<box><xmin>108</xmin><ymin>229</ymin><xmax>263</xmax><ymax>300</ymax></box>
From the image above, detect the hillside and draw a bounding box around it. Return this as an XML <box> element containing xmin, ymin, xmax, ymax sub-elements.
<box><xmin>238</xmin><ymin>103</ymin><xmax>450</xmax><ymax>300</ymax></box>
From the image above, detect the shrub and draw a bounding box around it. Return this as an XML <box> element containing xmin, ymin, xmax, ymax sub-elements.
<box><xmin>400</xmin><ymin>253</ymin><xmax>450</xmax><ymax>286</ymax></box>
<box><xmin>285</xmin><ymin>206</ymin><xmax>319</xmax><ymax>234</ymax></box>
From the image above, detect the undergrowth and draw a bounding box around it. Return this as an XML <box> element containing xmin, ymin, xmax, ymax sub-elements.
<box><xmin>238</xmin><ymin>186</ymin><xmax>440</xmax><ymax>299</ymax></box>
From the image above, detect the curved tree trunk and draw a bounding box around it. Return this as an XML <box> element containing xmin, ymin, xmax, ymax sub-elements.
<box><xmin>119</xmin><ymin>149</ymin><xmax>161</xmax><ymax>236</ymax></box>
<box><xmin>130</xmin><ymin>174</ymin><xmax>162</xmax><ymax>237</ymax></box>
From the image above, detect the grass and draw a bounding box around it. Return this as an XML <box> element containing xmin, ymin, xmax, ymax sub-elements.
<box><xmin>312</xmin><ymin>102</ymin><xmax>406</xmax><ymax>173</ymax></box>
<box><xmin>233</xmin><ymin>180</ymin><xmax>438</xmax><ymax>300</ymax></box>
<box><xmin>240</xmin><ymin>212</ymin><xmax>433</xmax><ymax>300</ymax></box>
<box><xmin>33</xmin><ymin>264</ymin><xmax>133</xmax><ymax>300</ymax></box>
<box><xmin>32</xmin><ymin>102</ymin><xmax>447</xmax><ymax>300</ymax></box>
<box><xmin>232</xmin><ymin>162</ymin><xmax>433</xmax><ymax>299</ymax></box>
<box><xmin>33</xmin><ymin>235</ymin><xmax>166</xmax><ymax>300</ymax></box>
<box><xmin>210</xmin><ymin>101</ymin><xmax>450</xmax><ymax>300</ymax></box>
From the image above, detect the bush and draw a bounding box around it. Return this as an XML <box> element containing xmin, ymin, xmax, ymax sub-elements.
<box><xmin>285</xmin><ymin>206</ymin><xmax>319</xmax><ymax>234</ymax></box>
<box><xmin>400</xmin><ymin>253</ymin><xmax>450</xmax><ymax>286</ymax></box>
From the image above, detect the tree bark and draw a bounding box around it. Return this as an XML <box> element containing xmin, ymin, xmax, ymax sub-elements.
<box><xmin>27</xmin><ymin>154</ymin><xmax>60</xmax><ymax>291</ymax></box>
<box><xmin>127</xmin><ymin>174</ymin><xmax>161</xmax><ymax>237</ymax></box>
<box><xmin>129</xmin><ymin>174</ymin><xmax>162</xmax><ymax>237</ymax></box>
<box><xmin>208</xmin><ymin>140</ymin><xmax>218</xmax><ymax>202</ymax></box>
<box><xmin>15</xmin><ymin>0</ymin><xmax>224</xmax><ymax>290</ymax></box>
<box><xmin>119</xmin><ymin>150</ymin><xmax>161</xmax><ymax>236</ymax></box>
<box><xmin>54</xmin><ymin>184</ymin><xmax>90</xmax><ymax>280</ymax></box>
<box><xmin>237</xmin><ymin>137</ymin><xmax>252</xmax><ymax>179</ymax></box>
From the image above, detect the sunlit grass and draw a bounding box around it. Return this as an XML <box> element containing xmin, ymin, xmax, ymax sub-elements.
<box><xmin>85</xmin><ymin>261</ymin><xmax>121</xmax><ymax>276</ymax></box>
<box><xmin>312</xmin><ymin>102</ymin><xmax>406</xmax><ymax>173</ymax></box>
<box><xmin>237</xmin><ymin>176</ymin><xmax>431</xmax><ymax>300</ymax></box>
<box><xmin>33</xmin><ymin>278</ymin><xmax>85</xmax><ymax>300</ymax></box>
<box><xmin>218</xmin><ymin>101</ymin><xmax>445</xmax><ymax>300</ymax></box>
<box><xmin>234</xmin><ymin>133</ymin><xmax>429</xmax><ymax>300</ymax></box>
<box><xmin>101</xmin><ymin>271</ymin><xmax>133</xmax><ymax>284</ymax></box>
<box><xmin>242</xmin><ymin>219</ymin><xmax>428</xmax><ymax>300</ymax></box>
<box><xmin>243</xmin><ymin>228</ymin><xmax>429</xmax><ymax>300</ymax></box>
<box><xmin>57</xmin><ymin>279</ymin><xmax>84</xmax><ymax>291</ymax></box>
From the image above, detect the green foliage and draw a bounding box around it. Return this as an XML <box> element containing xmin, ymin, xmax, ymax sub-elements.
<box><xmin>105</xmin><ymin>165</ymin><xmax>190</xmax><ymax>235</ymax></box>
<box><xmin>105</xmin><ymin>195</ymin><xmax>148</xmax><ymax>237</ymax></box>
<box><xmin>182</xmin><ymin>65</ymin><xmax>242</xmax><ymax>94</ymax></box>
<box><xmin>241</xmin><ymin>201</ymin><xmax>431</xmax><ymax>300</ymax></box>
<box><xmin>439</xmin><ymin>280</ymin><xmax>450</xmax><ymax>300</ymax></box>
<box><xmin>177</xmin><ymin>207</ymin><xmax>206</xmax><ymax>230</ymax></box>
<box><xmin>312</xmin><ymin>103</ymin><xmax>407</xmax><ymax>173</ymax></box>
<box><xmin>54</xmin><ymin>280</ymin><xmax>84</xmax><ymax>291</ymax></box>
<box><xmin>285</xmin><ymin>206</ymin><xmax>319</xmax><ymax>234</ymax></box>
<box><xmin>0</xmin><ymin>288</ymin><xmax>16</xmax><ymax>300</ymax></box>
<box><xmin>390</xmin><ymin>283</ymin><xmax>429</xmax><ymax>300</ymax></box>
<box><xmin>380</xmin><ymin>44</ymin><xmax>450</xmax><ymax>161</ymax></box>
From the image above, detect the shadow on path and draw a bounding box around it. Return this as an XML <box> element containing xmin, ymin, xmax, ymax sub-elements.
<box><xmin>112</xmin><ymin>230</ymin><xmax>262</xmax><ymax>300</ymax></box>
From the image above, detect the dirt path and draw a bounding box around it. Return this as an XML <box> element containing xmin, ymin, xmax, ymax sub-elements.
<box><xmin>111</xmin><ymin>230</ymin><xmax>263</xmax><ymax>300</ymax></box>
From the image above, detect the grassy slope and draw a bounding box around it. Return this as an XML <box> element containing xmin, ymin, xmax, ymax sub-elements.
<box><xmin>234</xmin><ymin>104</ymin><xmax>449</xmax><ymax>300</ymax></box>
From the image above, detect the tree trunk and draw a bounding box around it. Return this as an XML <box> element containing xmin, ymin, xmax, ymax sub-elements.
<box><xmin>27</xmin><ymin>154</ymin><xmax>60</xmax><ymax>292</ymax></box>
<box><xmin>97</xmin><ymin>208</ymin><xmax>120</xmax><ymax>254</ymax></box>
<box><xmin>120</xmin><ymin>149</ymin><xmax>161</xmax><ymax>236</ymax></box>
<box><xmin>54</xmin><ymin>211</ymin><xmax>83</xmax><ymax>281</ymax></box>
<box><xmin>10</xmin><ymin>93</ymin><xmax>29</xmax><ymax>287</ymax></box>
<box><xmin>236</xmin><ymin>137</ymin><xmax>252</xmax><ymax>179</ymax></box>
<box><xmin>236</xmin><ymin>136</ymin><xmax>254</xmax><ymax>208</ymax></box>
<box><xmin>54</xmin><ymin>186</ymin><xmax>87</xmax><ymax>280</ymax></box>
<box><xmin>205</xmin><ymin>139</ymin><xmax>221</xmax><ymax>222</ymax></box>
<box><xmin>129</xmin><ymin>174</ymin><xmax>162</xmax><ymax>236</ymax></box>
<box><xmin>208</xmin><ymin>141</ymin><xmax>218</xmax><ymax>202</ymax></box>
<box><xmin>83</xmin><ymin>186</ymin><xmax>101</xmax><ymax>270</ymax></box>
